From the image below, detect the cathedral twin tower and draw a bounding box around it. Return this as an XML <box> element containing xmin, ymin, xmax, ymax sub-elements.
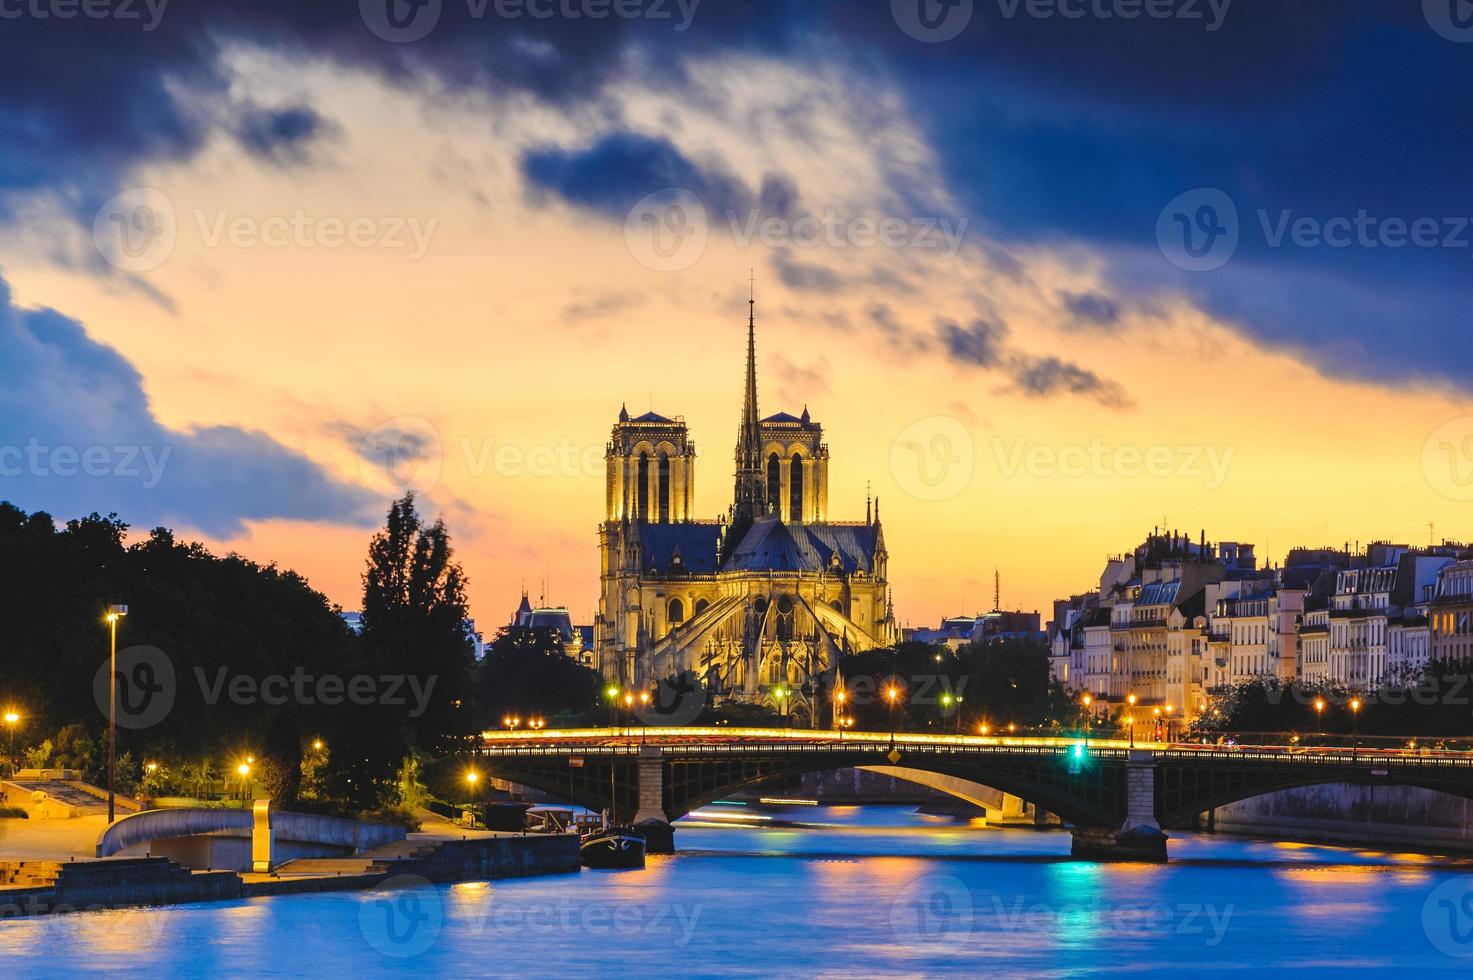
<box><xmin>595</xmin><ymin>299</ymin><xmax>896</xmax><ymax>721</ymax></box>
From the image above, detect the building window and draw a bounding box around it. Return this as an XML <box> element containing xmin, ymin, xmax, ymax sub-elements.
<box><xmin>766</xmin><ymin>453</ymin><xmax>781</xmax><ymax>513</ymax></box>
<box><xmin>658</xmin><ymin>455</ymin><xmax>671</xmax><ymax>522</ymax></box>
<box><xmin>634</xmin><ymin>452</ymin><xmax>650</xmax><ymax>521</ymax></box>
<box><xmin>790</xmin><ymin>453</ymin><xmax>804</xmax><ymax>521</ymax></box>
<box><xmin>669</xmin><ymin>598</ymin><xmax>685</xmax><ymax>625</ymax></box>
<box><xmin>695</xmin><ymin>598</ymin><xmax>709</xmax><ymax>616</ymax></box>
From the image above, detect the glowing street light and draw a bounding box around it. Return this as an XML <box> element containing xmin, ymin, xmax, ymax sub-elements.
<box><xmin>104</xmin><ymin>603</ymin><xmax>128</xmax><ymax>823</ymax></box>
<box><xmin>884</xmin><ymin>684</ymin><xmax>902</xmax><ymax>744</ymax></box>
<box><xmin>2</xmin><ymin>710</ymin><xmax>19</xmax><ymax>770</ymax></box>
<box><xmin>312</xmin><ymin>739</ymin><xmax>324</xmax><ymax>752</ymax></box>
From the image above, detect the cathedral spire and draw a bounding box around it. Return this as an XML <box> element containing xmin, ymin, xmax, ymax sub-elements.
<box><xmin>733</xmin><ymin>279</ymin><xmax>767</xmax><ymax>520</ymax></box>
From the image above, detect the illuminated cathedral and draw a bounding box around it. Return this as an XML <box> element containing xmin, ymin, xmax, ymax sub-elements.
<box><xmin>594</xmin><ymin>299</ymin><xmax>897</xmax><ymax>723</ymax></box>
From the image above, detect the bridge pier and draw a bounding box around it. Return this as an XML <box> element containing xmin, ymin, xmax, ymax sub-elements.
<box><xmin>1071</xmin><ymin>750</ymin><xmax>1168</xmax><ymax>862</ymax></box>
<box><xmin>631</xmin><ymin>746</ymin><xmax>675</xmax><ymax>854</ymax></box>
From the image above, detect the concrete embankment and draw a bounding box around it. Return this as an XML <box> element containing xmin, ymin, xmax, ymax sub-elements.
<box><xmin>0</xmin><ymin>833</ymin><xmax>580</xmax><ymax>918</ymax></box>
<box><xmin>1206</xmin><ymin>783</ymin><xmax>1473</xmax><ymax>852</ymax></box>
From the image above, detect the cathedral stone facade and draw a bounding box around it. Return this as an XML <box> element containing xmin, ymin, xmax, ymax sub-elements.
<box><xmin>595</xmin><ymin>300</ymin><xmax>897</xmax><ymax>723</ymax></box>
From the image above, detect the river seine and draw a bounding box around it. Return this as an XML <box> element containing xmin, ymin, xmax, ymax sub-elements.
<box><xmin>3</xmin><ymin>804</ymin><xmax>1473</xmax><ymax>976</ymax></box>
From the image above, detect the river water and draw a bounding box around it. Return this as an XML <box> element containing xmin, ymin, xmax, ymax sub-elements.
<box><xmin>3</xmin><ymin>804</ymin><xmax>1473</xmax><ymax>977</ymax></box>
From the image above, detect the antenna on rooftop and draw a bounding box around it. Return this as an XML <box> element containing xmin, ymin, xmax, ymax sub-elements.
<box><xmin>994</xmin><ymin>568</ymin><xmax>1000</xmax><ymax>613</ymax></box>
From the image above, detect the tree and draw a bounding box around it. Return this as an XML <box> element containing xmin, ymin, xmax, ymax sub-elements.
<box><xmin>357</xmin><ymin>494</ymin><xmax>476</xmax><ymax>791</ymax></box>
<box><xmin>475</xmin><ymin>626</ymin><xmax>601</xmax><ymax>729</ymax></box>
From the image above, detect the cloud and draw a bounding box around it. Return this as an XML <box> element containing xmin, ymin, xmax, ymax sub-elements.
<box><xmin>522</xmin><ymin>131</ymin><xmax>759</xmax><ymax>220</ymax></box>
<box><xmin>1008</xmin><ymin>355</ymin><xmax>1133</xmax><ymax>409</ymax></box>
<box><xmin>1059</xmin><ymin>290</ymin><xmax>1120</xmax><ymax>329</ymax></box>
<box><xmin>771</xmin><ymin>250</ymin><xmax>845</xmax><ymax>293</ymax></box>
<box><xmin>0</xmin><ymin>272</ymin><xmax>378</xmax><ymax>537</ymax></box>
<box><xmin>936</xmin><ymin>317</ymin><xmax>1132</xmax><ymax>409</ymax></box>
<box><xmin>233</xmin><ymin>103</ymin><xmax>337</xmax><ymax>165</ymax></box>
<box><xmin>560</xmin><ymin>289</ymin><xmax>646</xmax><ymax>323</ymax></box>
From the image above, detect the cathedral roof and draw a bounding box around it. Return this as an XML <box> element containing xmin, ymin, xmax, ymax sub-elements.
<box><xmin>636</xmin><ymin>522</ymin><xmax>724</xmax><ymax>574</ymax></box>
<box><xmin>629</xmin><ymin>410</ymin><xmax>676</xmax><ymax>424</ymax></box>
<box><xmin>723</xmin><ymin>516</ymin><xmax>878</xmax><ymax>574</ymax></box>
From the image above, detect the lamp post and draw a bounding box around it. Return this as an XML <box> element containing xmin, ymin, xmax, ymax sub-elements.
<box><xmin>1349</xmin><ymin>697</ymin><xmax>1361</xmax><ymax>759</ymax></box>
<box><xmin>605</xmin><ymin>684</ymin><xmax>619</xmax><ymax>729</ymax></box>
<box><xmin>774</xmin><ymin>686</ymin><xmax>788</xmax><ymax>726</ymax></box>
<box><xmin>1081</xmin><ymin>694</ymin><xmax>1092</xmax><ymax>747</ymax></box>
<box><xmin>2</xmin><ymin>711</ymin><xmax>18</xmax><ymax>772</ymax></box>
<box><xmin>638</xmin><ymin>692</ymin><xmax>650</xmax><ymax>743</ymax></box>
<box><xmin>1314</xmin><ymin>697</ymin><xmax>1325</xmax><ymax>738</ymax></box>
<box><xmin>1165</xmin><ymin>704</ymin><xmax>1175</xmax><ymax>743</ymax></box>
<box><xmin>1126</xmin><ymin>693</ymin><xmax>1137</xmax><ymax>749</ymax></box>
<box><xmin>834</xmin><ymin>688</ymin><xmax>847</xmax><ymax>739</ymax></box>
<box><xmin>236</xmin><ymin>762</ymin><xmax>251</xmax><ymax>805</ymax></box>
<box><xmin>623</xmin><ymin>691</ymin><xmax>634</xmax><ymax>738</ymax></box>
<box><xmin>1152</xmin><ymin>706</ymin><xmax>1162</xmax><ymax>744</ymax></box>
<box><xmin>885</xmin><ymin>684</ymin><xmax>901</xmax><ymax>745</ymax></box>
<box><xmin>104</xmin><ymin>604</ymin><xmax>128</xmax><ymax>823</ymax></box>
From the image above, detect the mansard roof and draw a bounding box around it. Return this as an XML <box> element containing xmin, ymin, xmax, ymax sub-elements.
<box><xmin>723</xmin><ymin>515</ymin><xmax>877</xmax><ymax>574</ymax></box>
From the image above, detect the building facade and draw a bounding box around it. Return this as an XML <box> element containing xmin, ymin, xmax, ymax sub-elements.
<box><xmin>594</xmin><ymin>302</ymin><xmax>896</xmax><ymax>722</ymax></box>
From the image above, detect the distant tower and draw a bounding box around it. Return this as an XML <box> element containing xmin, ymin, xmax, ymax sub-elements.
<box><xmin>994</xmin><ymin>569</ymin><xmax>1000</xmax><ymax>612</ymax></box>
<box><xmin>733</xmin><ymin>294</ymin><xmax>767</xmax><ymax>521</ymax></box>
<box><xmin>605</xmin><ymin>405</ymin><xmax>695</xmax><ymax>523</ymax></box>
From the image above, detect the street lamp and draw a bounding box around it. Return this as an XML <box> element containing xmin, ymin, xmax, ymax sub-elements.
<box><xmin>1081</xmin><ymin>694</ymin><xmax>1093</xmax><ymax>747</ymax></box>
<box><xmin>1314</xmin><ymin>697</ymin><xmax>1326</xmax><ymax>736</ymax></box>
<box><xmin>236</xmin><ymin>762</ymin><xmax>251</xmax><ymax>804</ymax></box>
<box><xmin>978</xmin><ymin>722</ymin><xmax>989</xmax><ymax>736</ymax></box>
<box><xmin>623</xmin><ymin>691</ymin><xmax>635</xmax><ymax>737</ymax></box>
<box><xmin>1350</xmin><ymin>698</ymin><xmax>1362</xmax><ymax>759</ymax></box>
<box><xmin>2</xmin><ymin>711</ymin><xmax>19</xmax><ymax>772</ymax></box>
<box><xmin>104</xmin><ymin>604</ymin><xmax>128</xmax><ymax>823</ymax></box>
<box><xmin>638</xmin><ymin>691</ymin><xmax>650</xmax><ymax>743</ymax></box>
<box><xmin>605</xmin><ymin>684</ymin><xmax>620</xmax><ymax>729</ymax></box>
<box><xmin>885</xmin><ymin>684</ymin><xmax>901</xmax><ymax>744</ymax></box>
<box><xmin>1126</xmin><ymin>693</ymin><xmax>1137</xmax><ymax>748</ymax></box>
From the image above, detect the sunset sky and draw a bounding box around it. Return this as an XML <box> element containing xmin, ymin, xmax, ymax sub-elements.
<box><xmin>3</xmin><ymin>3</ymin><xmax>1472</xmax><ymax>630</ymax></box>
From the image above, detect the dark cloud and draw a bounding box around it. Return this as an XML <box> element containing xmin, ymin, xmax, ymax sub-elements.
<box><xmin>1009</xmin><ymin>355</ymin><xmax>1133</xmax><ymax>409</ymax></box>
<box><xmin>770</xmin><ymin>250</ymin><xmax>845</xmax><ymax>293</ymax></box>
<box><xmin>2</xmin><ymin>4</ymin><xmax>1469</xmax><ymax>391</ymax></box>
<box><xmin>938</xmin><ymin>317</ymin><xmax>1006</xmax><ymax>368</ymax></box>
<box><xmin>0</xmin><ymin>273</ymin><xmax>378</xmax><ymax>537</ymax></box>
<box><xmin>522</xmin><ymin>130</ymin><xmax>761</xmax><ymax>218</ymax></box>
<box><xmin>936</xmin><ymin>316</ymin><xmax>1130</xmax><ymax>409</ymax></box>
<box><xmin>233</xmin><ymin>104</ymin><xmax>336</xmax><ymax>165</ymax></box>
<box><xmin>1059</xmin><ymin>290</ymin><xmax>1120</xmax><ymax>328</ymax></box>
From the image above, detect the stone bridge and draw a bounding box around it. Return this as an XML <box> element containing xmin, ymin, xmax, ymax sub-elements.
<box><xmin>476</xmin><ymin>730</ymin><xmax>1473</xmax><ymax>861</ymax></box>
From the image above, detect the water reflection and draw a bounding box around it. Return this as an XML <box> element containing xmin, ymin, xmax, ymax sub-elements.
<box><xmin>0</xmin><ymin>805</ymin><xmax>1468</xmax><ymax>976</ymax></box>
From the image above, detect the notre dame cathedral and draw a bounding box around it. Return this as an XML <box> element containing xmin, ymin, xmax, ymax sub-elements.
<box><xmin>594</xmin><ymin>298</ymin><xmax>897</xmax><ymax>723</ymax></box>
